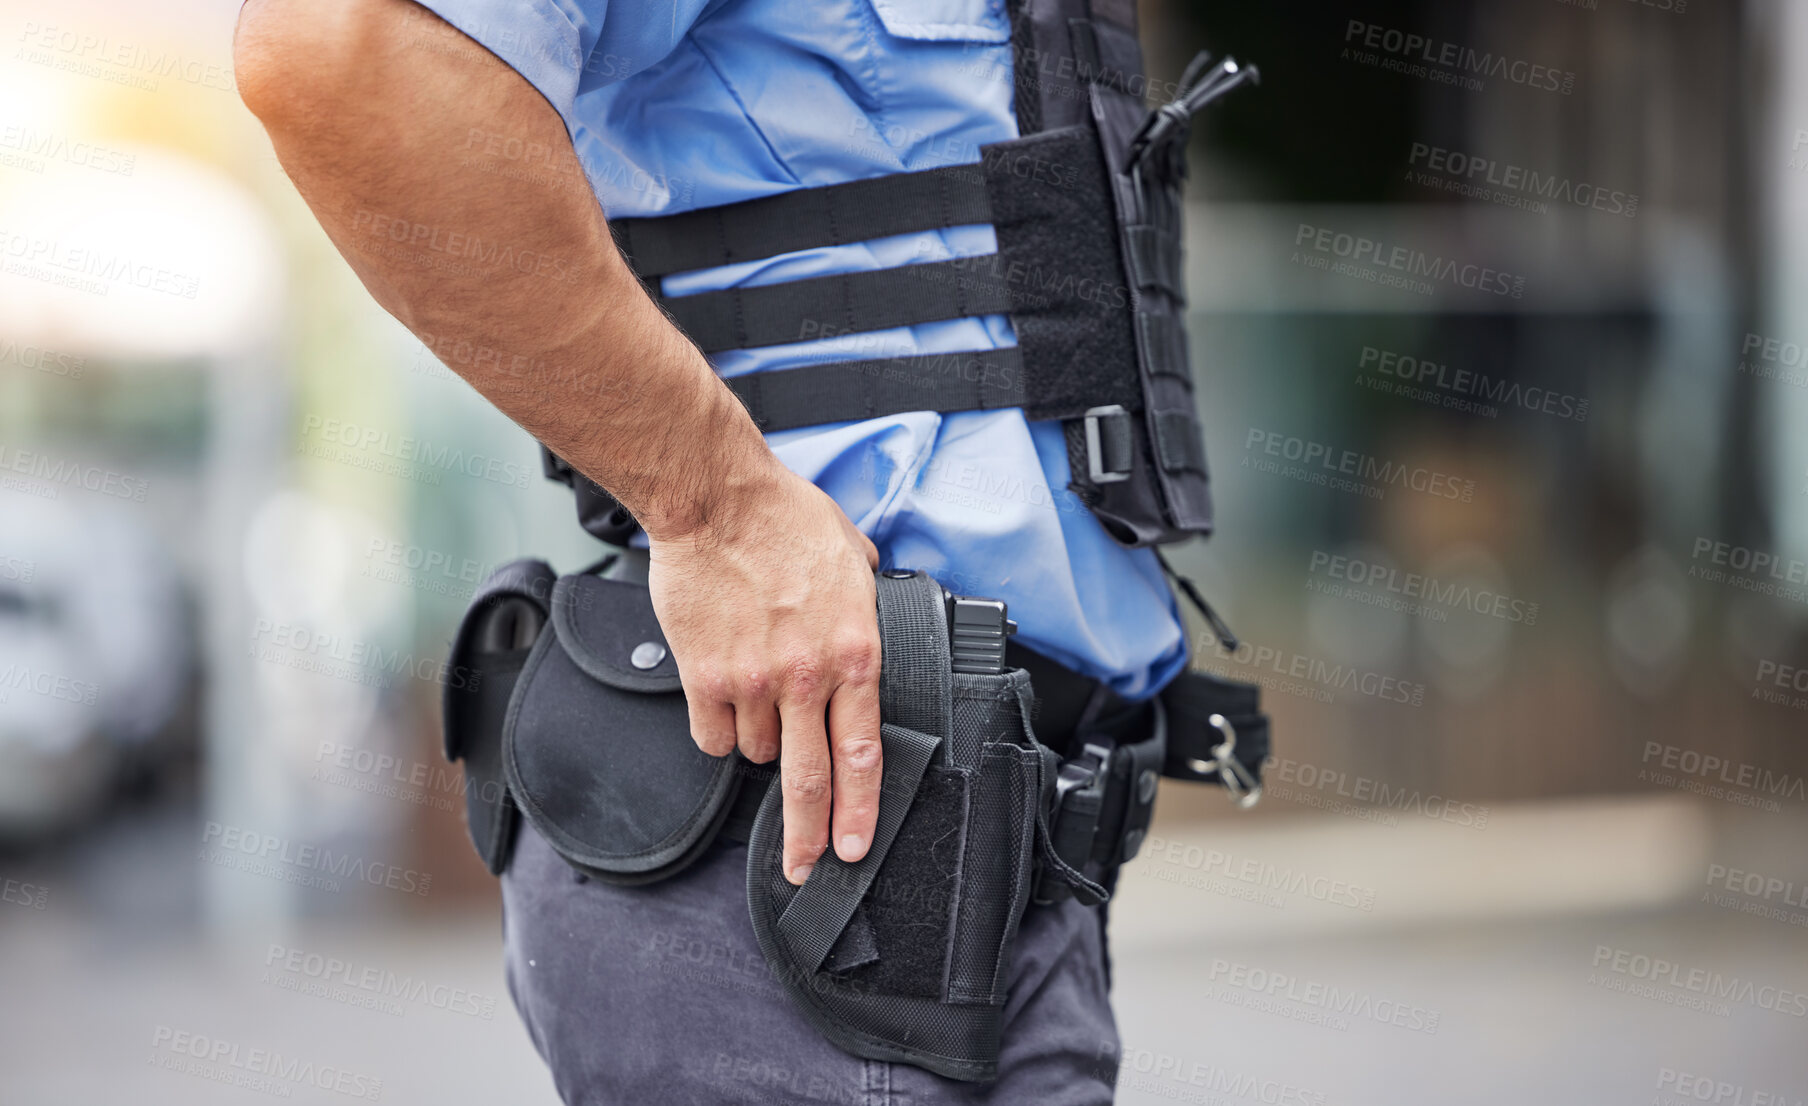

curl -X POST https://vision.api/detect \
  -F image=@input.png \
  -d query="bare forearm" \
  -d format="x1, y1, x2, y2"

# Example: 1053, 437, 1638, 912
233, 0, 778, 540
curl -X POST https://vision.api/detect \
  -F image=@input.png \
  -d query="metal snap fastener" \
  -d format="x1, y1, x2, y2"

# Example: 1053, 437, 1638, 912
1137, 768, 1158, 804
881, 569, 915, 579
1121, 828, 1145, 862
630, 641, 667, 670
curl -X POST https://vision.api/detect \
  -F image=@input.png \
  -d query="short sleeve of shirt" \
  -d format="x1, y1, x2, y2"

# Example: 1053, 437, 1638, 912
414, 0, 715, 117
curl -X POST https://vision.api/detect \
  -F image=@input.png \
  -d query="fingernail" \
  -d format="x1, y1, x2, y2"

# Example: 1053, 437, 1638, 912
839, 834, 864, 858
791, 863, 814, 884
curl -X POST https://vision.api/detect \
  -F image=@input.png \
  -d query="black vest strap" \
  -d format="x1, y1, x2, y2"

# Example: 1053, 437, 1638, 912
614, 164, 993, 278
660, 258, 1015, 353
727, 347, 1028, 432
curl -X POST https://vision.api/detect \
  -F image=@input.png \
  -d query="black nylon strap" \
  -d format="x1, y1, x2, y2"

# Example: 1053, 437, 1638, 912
1137, 312, 1191, 384
1088, 0, 1136, 32
1125, 225, 1183, 298
776, 723, 942, 975
875, 571, 953, 742
1153, 410, 1207, 474
727, 347, 1028, 432
1096, 408, 1135, 474
1160, 669, 1269, 787
613, 165, 994, 278
660, 259, 1015, 353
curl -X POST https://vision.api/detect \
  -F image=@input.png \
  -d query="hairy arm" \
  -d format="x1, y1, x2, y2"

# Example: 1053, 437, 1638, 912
234, 0, 881, 882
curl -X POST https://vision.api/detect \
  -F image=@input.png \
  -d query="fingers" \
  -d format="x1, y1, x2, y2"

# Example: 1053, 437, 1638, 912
826, 630, 882, 862
685, 694, 736, 758
681, 666, 778, 763
734, 700, 781, 764
777, 697, 832, 885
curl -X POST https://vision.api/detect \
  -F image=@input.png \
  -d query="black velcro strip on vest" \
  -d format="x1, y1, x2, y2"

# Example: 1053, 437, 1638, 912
660, 259, 1015, 354
980, 126, 1141, 420
612, 164, 994, 278
726, 347, 1028, 432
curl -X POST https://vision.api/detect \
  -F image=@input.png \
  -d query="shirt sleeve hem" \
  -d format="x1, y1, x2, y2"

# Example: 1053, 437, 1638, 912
412, 0, 582, 119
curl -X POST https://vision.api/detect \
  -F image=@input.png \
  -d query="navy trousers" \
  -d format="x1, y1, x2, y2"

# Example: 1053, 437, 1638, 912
500, 820, 1121, 1105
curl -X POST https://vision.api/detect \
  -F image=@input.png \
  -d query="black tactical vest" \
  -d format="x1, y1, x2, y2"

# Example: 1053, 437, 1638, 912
547, 0, 1257, 549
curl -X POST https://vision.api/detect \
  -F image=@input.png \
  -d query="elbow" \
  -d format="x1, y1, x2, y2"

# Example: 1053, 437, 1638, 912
234, 0, 411, 134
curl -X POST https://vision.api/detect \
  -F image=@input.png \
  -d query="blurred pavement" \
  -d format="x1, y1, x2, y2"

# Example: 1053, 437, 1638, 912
4, 794, 1801, 1105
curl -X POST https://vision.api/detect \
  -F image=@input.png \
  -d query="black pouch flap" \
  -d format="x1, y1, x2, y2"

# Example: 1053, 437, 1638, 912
502, 572, 747, 884
546, 574, 683, 693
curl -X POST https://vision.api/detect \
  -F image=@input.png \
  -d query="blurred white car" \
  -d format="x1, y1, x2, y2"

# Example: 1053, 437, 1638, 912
0, 496, 192, 840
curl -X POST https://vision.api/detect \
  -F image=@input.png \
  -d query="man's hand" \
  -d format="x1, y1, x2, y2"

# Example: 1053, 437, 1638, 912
647, 463, 882, 885
234, 0, 887, 882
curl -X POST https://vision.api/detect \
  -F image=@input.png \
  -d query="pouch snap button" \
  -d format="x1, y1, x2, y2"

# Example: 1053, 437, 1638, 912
630, 642, 667, 669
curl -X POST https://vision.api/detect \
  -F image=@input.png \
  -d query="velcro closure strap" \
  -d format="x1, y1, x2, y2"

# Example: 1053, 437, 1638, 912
776, 723, 942, 975
875, 571, 953, 743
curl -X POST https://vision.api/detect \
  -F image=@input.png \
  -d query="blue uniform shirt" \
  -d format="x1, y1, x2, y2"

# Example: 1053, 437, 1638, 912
420, 0, 1187, 697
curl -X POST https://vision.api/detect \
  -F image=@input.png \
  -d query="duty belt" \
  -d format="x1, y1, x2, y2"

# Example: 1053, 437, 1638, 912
441, 556, 1269, 1082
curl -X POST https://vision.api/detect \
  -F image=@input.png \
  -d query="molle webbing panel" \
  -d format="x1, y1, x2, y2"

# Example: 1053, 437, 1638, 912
1082, 15, 1214, 533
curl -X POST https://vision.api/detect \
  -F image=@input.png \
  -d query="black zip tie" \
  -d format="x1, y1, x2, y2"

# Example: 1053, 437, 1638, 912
1131, 56, 1261, 172
1176, 49, 1216, 98
1154, 548, 1240, 653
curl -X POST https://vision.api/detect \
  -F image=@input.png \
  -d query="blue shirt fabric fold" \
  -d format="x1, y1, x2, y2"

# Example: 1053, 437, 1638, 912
418, 0, 1187, 697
